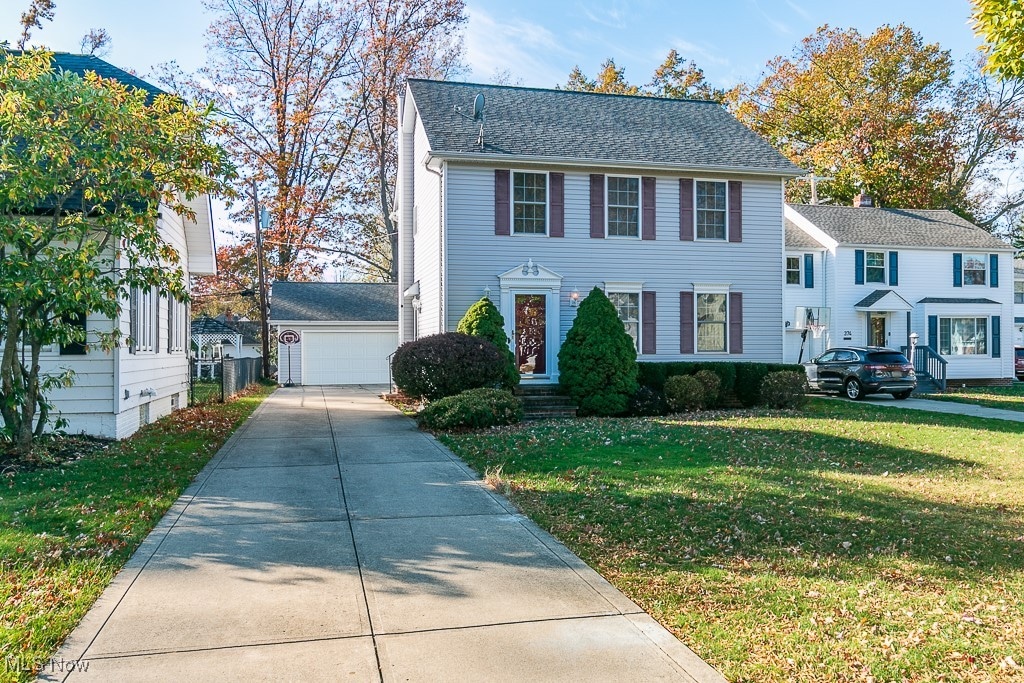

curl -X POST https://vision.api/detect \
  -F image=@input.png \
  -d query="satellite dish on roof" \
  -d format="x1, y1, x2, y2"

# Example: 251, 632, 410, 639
472, 93, 485, 120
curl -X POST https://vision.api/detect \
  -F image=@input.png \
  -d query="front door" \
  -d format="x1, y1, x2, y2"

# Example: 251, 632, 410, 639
870, 314, 887, 347
514, 294, 547, 376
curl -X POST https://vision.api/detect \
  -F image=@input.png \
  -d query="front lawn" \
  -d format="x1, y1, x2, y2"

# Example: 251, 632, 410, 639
926, 383, 1024, 413
440, 399, 1024, 682
0, 383, 273, 682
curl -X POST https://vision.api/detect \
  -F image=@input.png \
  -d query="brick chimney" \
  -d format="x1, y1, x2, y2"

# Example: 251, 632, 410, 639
853, 193, 874, 208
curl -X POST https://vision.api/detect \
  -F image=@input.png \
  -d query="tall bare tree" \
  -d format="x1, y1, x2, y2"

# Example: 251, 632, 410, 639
17, 0, 55, 49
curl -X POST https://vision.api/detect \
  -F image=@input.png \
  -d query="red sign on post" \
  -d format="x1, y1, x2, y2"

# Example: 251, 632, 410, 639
279, 329, 300, 345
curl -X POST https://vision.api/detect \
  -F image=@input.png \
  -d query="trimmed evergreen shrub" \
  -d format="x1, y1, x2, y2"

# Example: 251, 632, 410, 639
694, 369, 722, 407
759, 370, 809, 409
628, 386, 667, 417
417, 388, 523, 430
391, 333, 506, 400
734, 362, 770, 407
665, 375, 705, 412
558, 287, 638, 416
456, 297, 519, 390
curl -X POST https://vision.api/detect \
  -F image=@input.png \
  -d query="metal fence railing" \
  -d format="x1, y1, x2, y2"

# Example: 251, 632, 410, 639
222, 357, 263, 400
190, 357, 263, 404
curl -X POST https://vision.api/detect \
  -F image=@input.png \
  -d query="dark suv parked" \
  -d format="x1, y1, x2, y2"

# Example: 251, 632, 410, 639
804, 347, 916, 400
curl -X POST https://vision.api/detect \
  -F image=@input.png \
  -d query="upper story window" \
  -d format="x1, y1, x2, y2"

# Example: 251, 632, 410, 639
865, 251, 886, 283
607, 176, 640, 237
695, 181, 727, 240
963, 254, 987, 285
1015, 280, 1024, 304
786, 256, 801, 285
607, 291, 640, 350
696, 292, 727, 352
513, 172, 547, 234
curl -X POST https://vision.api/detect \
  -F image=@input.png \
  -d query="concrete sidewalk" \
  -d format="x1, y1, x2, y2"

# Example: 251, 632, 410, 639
829, 392, 1024, 423
48, 386, 723, 682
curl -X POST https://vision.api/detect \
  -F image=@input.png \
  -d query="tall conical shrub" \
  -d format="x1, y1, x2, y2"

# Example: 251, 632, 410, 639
457, 296, 519, 390
558, 287, 638, 415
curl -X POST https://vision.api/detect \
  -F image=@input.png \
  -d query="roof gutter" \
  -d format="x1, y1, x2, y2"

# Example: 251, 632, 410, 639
424, 151, 805, 178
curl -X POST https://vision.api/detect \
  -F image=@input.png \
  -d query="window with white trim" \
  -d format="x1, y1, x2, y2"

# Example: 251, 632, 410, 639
131, 286, 156, 353
939, 317, 987, 355
607, 291, 640, 351
786, 256, 801, 285
695, 181, 727, 240
865, 251, 886, 283
168, 299, 186, 352
963, 254, 987, 285
606, 176, 639, 237
1015, 280, 1024, 304
512, 172, 547, 234
696, 292, 727, 352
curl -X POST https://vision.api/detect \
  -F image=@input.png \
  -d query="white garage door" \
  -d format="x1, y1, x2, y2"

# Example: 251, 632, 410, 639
301, 330, 398, 385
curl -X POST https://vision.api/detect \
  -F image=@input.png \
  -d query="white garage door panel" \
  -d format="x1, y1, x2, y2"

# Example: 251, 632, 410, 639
302, 330, 398, 385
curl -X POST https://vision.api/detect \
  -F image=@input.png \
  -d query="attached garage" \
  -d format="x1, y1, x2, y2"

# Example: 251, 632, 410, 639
270, 282, 399, 386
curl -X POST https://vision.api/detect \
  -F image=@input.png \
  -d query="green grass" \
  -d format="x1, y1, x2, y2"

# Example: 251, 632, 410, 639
440, 399, 1024, 683
926, 382, 1024, 413
0, 383, 273, 682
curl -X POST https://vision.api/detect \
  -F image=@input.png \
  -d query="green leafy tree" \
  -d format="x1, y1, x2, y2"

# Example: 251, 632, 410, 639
456, 297, 518, 390
0, 50, 232, 452
972, 0, 1024, 78
563, 52, 722, 101
557, 287, 638, 416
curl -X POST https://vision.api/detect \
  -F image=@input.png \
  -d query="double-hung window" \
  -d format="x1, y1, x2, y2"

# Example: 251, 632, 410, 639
963, 254, 987, 285
865, 251, 886, 283
939, 317, 987, 355
512, 172, 547, 234
695, 181, 727, 239
131, 287, 156, 353
696, 292, 727, 352
786, 257, 801, 285
168, 299, 186, 353
1015, 280, 1024, 305
607, 176, 639, 237
607, 291, 640, 350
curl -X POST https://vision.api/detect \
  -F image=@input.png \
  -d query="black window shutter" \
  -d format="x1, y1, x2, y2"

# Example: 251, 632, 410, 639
549, 172, 564, 237
679, 179, 694, 241
727, 181, 742, 243
990, 254, 999, 288
679, 292, 694, 353
642, 177, 656, 240
590, 174, 605, 238
494, 170, 510, 235
729, 292, 743, 354
641, 291, 656, 354
992, 316, 1001, 357
928, 315, 938, 349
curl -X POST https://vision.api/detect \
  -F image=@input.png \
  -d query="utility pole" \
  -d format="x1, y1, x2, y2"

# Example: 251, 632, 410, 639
252, 180, 271, 379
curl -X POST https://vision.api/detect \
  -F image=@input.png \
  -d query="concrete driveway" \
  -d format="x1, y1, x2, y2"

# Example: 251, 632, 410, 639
48, 386, 723, 682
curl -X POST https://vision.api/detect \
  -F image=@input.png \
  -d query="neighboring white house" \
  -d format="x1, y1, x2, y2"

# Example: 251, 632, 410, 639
396, 80, 804, 383
270, 282, 399, 386
784, 202, 1016, 384
25, 53, 217, 439
1014, 259, 1024, 348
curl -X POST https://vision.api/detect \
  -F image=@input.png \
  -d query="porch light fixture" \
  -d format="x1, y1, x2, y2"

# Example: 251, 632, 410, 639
522, 258, 539, 276
483, 285, 491, 299
569, 286, 580, 307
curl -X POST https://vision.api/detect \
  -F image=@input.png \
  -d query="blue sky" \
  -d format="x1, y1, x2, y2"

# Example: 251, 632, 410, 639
1, 0, 985, 88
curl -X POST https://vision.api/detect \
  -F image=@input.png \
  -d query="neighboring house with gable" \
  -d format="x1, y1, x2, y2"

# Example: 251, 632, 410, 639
15, 53, 217, 439
395, 80, 803, 383
784, 201, 1016, 385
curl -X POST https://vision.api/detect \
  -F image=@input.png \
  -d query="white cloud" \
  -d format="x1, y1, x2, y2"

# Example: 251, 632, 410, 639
463, 7, 580, 87
663, 38, 730, 67
784, 0, 814, 23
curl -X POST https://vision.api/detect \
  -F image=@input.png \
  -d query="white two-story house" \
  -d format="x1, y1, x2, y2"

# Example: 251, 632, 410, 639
784, 201, 1015, 385
396, 80, 803, 383
24, 53, 218, 438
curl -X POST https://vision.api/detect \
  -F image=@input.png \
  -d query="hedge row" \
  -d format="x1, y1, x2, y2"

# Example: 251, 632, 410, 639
637, 361, 805, 407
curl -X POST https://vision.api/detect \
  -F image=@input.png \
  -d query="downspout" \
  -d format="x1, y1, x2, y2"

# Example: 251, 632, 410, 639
424, 158, 444, 332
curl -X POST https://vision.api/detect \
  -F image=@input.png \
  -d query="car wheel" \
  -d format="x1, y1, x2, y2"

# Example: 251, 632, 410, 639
844, 378, 863, 400
892, 390, 912, 400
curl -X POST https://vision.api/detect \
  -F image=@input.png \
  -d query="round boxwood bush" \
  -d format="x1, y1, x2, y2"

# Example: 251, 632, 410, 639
665, 374, 705, 412
392, 332, 506, 400
694, 369, 722, 407
759, 370, 809, 409
628, 386, 667, 417
417, 388, 523, 430
557, 287, 638, 416
456, 297, 519, 390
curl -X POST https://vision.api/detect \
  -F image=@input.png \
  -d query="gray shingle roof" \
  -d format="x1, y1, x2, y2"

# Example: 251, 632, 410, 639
48, 52, 165, 97
407, 79, 802, 175
787, 204, 1011, 250
191, 315, 240, 338
854, 290, 893, 308
785, 219, 824, 249
270, 283, 398, 323
917, 298, 1000, 305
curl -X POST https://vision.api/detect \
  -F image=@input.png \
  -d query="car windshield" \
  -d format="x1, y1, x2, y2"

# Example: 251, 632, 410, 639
866, 352, 910, 364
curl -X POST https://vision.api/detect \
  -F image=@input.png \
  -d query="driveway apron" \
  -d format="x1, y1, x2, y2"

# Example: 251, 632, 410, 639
48, 386, 723, 683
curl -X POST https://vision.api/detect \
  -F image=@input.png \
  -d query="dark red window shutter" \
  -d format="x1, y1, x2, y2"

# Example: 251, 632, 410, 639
494, 170, 510, 236
679, 178, 694, 241
679, 291, 694, 353
590, 174, 605, 238
728, 181, 742, 243
642, 176, 656, 240
729, 291, 743, 354
642, 291, 657, 354
549, 172, 564, 237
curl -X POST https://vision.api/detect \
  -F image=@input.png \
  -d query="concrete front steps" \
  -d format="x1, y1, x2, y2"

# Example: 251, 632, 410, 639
516, 384, 578, 420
